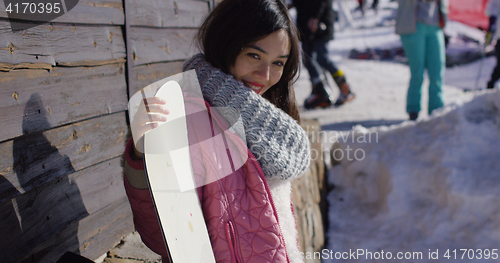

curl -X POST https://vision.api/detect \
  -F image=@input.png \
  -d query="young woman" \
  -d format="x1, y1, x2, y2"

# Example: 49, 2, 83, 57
123, 0, 311, 262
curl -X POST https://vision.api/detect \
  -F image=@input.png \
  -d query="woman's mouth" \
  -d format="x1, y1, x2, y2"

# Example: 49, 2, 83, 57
243, 80, 264, 94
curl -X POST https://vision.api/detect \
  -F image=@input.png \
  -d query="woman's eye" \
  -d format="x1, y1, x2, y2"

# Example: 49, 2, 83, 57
247, 53, 260, 60
274, 61, 285, 67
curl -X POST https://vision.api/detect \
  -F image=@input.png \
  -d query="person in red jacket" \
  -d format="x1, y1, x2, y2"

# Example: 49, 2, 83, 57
124, 0, 311, 262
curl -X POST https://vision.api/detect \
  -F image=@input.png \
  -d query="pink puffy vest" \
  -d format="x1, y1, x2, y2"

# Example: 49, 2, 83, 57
124, 96, 291, 262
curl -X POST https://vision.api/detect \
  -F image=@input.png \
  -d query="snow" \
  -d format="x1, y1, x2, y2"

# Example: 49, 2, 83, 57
325, 90, 500, 262
292, 0, 500, 261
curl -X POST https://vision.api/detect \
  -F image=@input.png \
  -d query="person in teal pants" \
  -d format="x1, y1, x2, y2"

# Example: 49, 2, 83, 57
396, 0, 448, 120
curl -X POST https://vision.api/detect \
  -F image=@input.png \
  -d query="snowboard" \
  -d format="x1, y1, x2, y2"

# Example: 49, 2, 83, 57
142, 80, 216, 263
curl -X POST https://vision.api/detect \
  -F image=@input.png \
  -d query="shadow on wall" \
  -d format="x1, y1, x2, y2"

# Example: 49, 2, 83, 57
0, 93, 88, 262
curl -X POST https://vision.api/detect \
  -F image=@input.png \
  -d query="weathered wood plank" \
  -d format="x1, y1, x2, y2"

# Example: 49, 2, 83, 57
130, 60, 184, 96
16, 200, 133, 263
0, 63, 127, 142
0, 112, 128, 202
130, 27, 198, 66
76, 160, 127, 216
0, 20, 126, 66
0, 0, 124, 25
17, 200, 132, 263
78, 198, 133, 261
0, 58, 125, 71
0, 157, 132, 263
0, 62, 53, 71
48, 199, 133, 263
128, 0, 209, 28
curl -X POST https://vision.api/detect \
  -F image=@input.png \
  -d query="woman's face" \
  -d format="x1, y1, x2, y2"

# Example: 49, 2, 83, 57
230, 29, 290, 95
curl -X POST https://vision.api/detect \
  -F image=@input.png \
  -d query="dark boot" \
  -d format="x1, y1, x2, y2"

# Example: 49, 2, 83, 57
409, 112, 419, 121
487, 80, 495, 89
332, 72, 355, 106
304, 82, 331, 109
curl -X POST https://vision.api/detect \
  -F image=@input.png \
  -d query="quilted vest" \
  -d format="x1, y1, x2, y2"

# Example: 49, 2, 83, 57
124, 95, 291, 262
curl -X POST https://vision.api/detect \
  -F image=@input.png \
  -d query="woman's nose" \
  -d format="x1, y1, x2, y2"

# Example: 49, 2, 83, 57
255, 63, 270, 81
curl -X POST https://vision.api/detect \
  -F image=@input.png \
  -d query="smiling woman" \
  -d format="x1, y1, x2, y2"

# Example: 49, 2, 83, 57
123, 0, 311, 262
196, 0, 302, 120
230, 29, 290, 95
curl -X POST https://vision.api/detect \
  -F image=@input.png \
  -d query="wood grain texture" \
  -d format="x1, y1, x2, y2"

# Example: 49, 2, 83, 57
130, 60, 184, 96
0, 63, 127, 142
0, 112, 128, 203
78, 198, 133, 261
0, 20, 126, 66
0, 62, 53, 71
127, 0, 209, 28
16, 200, 133, 263
130, 26, 198, 66
0, 157, 130, 262
0, 0, 124, 25
77, 158, 128, 215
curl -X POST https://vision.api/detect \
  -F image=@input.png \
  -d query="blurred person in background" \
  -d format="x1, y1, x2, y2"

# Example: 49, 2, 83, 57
486, 0, 500, 89
291, 0, 355, 109
396, 0, 448, 120
356, 0, 379, 14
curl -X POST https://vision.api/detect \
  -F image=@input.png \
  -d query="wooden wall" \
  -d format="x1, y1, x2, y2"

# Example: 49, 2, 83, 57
0, 0, 211, 262
126, 0, 207, 96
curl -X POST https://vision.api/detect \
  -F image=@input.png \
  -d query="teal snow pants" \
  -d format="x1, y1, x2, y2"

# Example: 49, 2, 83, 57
400, 22, 445, 114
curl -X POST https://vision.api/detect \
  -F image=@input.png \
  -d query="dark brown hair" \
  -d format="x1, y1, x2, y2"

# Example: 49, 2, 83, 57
197, 0, 301, 122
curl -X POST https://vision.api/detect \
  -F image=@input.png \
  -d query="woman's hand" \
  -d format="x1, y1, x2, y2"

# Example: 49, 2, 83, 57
130, 97, 170, 158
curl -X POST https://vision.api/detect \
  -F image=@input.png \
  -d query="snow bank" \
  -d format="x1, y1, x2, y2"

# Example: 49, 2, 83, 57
325, 89, 500, 262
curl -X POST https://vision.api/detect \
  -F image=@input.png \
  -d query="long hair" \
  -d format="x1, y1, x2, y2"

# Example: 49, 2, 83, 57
197, 0, 301, 122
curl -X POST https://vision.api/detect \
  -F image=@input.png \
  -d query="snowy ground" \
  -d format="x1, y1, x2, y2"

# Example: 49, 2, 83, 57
324, 89, 500, 263
292, 0, 500, 262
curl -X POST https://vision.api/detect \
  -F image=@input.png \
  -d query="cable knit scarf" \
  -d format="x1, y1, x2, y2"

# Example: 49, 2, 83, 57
183, 53, 310, 180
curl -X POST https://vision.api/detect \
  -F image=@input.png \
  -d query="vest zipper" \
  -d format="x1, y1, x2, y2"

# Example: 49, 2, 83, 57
225, 220, 239, 263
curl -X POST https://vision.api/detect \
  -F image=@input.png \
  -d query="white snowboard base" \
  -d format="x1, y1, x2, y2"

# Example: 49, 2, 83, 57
143, 80, 215, 263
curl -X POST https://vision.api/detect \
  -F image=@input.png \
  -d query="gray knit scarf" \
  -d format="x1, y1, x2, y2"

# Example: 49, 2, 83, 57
183, 53, 310, 180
